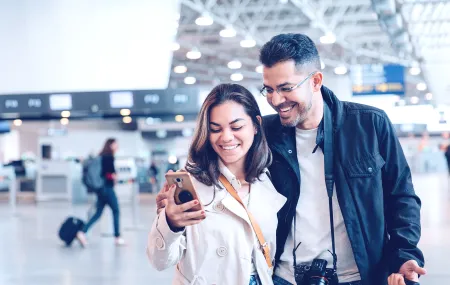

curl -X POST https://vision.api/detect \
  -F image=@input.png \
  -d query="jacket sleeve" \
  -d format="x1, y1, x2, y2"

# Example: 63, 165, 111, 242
377, 112, 424, 274
146, 209, 187, 271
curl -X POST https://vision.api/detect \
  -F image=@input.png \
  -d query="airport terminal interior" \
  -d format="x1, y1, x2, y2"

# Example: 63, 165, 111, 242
1, 0, 450, 284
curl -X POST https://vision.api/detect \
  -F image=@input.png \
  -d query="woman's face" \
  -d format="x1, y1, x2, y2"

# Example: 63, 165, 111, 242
110, 141, 118, 153
208, 101, 256, 168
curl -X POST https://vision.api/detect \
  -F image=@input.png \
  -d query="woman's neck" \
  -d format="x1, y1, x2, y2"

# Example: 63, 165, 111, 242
223, 159, 246, 184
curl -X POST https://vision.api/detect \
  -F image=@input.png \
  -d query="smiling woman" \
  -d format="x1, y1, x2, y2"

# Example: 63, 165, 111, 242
147, 83, 287, 285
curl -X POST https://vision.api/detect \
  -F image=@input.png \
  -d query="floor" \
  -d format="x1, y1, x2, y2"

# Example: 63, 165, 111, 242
0, 173, 448, 285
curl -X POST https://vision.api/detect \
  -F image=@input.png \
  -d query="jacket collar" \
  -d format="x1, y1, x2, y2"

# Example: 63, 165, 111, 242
218, 159, 242, 191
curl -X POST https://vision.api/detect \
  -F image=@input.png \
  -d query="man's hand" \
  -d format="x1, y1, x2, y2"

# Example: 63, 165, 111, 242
388, 260, 426, 285
155, 182, 169, 215
164, 183, 206, 229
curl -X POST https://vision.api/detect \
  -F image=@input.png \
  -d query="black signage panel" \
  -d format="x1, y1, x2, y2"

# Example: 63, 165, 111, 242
71, 92, 111, 114
0, 87, 200, 119
0, 95, 50, 114
134, 88, 199, 114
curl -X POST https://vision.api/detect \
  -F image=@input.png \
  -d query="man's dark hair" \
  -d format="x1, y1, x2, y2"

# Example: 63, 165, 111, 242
259, 33, 321, 71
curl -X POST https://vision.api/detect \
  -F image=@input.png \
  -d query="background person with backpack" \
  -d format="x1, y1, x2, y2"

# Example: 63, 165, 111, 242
77, 138, 126, 246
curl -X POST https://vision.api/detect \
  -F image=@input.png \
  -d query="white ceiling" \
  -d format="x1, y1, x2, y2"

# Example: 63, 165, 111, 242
170, 0, 450, 104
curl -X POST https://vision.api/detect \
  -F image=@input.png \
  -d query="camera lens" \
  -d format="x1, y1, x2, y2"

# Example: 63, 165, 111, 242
175, 178, 181, 182
178, 190, 194, 203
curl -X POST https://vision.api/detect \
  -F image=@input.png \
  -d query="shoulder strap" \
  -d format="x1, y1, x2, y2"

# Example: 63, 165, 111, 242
218, 174, 273, 269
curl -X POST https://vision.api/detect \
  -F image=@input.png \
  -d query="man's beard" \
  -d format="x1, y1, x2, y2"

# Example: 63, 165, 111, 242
280, 100, 312, 127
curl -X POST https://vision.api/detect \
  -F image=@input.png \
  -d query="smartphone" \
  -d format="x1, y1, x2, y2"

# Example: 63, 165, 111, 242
165, 171, 202, 212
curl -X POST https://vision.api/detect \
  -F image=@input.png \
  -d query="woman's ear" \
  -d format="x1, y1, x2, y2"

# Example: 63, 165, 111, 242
255, 115, 262, 134
256, 115, 262, 126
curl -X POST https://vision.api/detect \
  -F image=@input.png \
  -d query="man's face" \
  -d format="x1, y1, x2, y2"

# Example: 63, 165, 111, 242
262, 60, 314, 127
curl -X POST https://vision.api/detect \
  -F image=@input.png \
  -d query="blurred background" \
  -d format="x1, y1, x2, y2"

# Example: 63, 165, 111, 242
0, 0, 449, 284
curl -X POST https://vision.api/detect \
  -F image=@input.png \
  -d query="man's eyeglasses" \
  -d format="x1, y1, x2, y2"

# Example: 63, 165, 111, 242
260, 71, 317, 97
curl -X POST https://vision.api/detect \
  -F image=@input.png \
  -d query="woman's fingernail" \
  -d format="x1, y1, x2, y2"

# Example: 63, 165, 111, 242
201, 211, 205, 214
194, 200, 198, 205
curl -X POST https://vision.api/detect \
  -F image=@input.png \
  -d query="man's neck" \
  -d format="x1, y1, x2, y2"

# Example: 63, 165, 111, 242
296, 92, 324, 130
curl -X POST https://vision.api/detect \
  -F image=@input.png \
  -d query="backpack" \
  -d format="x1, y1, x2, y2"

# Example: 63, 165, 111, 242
82, 156, 104, 191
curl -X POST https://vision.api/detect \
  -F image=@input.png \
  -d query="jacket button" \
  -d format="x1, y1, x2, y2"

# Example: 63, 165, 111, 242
216, 246, 228, 257
213, 201, 225, 212
368, 167, 373, 173
155, 237, 165, 250
288, 150, 293, 154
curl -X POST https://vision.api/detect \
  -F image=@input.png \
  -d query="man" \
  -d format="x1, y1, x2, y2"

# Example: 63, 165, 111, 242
259, 34, 424, 285
155, 33, 425, 285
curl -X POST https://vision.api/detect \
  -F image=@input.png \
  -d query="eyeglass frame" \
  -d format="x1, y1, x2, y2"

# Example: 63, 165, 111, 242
259, 71, 317, 97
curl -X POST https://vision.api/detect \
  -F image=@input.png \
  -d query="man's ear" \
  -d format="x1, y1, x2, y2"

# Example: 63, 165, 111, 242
312, 72, 323, 92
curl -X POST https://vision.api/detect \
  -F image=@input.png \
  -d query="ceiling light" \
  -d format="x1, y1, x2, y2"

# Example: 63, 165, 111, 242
120, 109, 131, 116
195, 14, 213, 26
13, 119, 22, 127
230, 73, 244, 81
174, 65, 188, 73
61, 111, 71, 118
60, 118, 69, 125
255, 65, 263, 73
184, 76, 196, 85
168, 155, 178, 164
122, 116, 132, 124
186, 48, 201, 59
227, 60, 242, 69
172, 42, 180, 51
279, 0, 289, 3
175, 115, 184, 122
182, 128, 193, 137
410, 96, 419, 104
220, 26, 236, 38
320, 33, 336, 44
240, 37, 256, 48
425, 93, 433, 100
320, 60, 325, 70
156, 130, 167, 139
416, 82, 427, 91
334, 66, 348, 75
409, 67, 421, 76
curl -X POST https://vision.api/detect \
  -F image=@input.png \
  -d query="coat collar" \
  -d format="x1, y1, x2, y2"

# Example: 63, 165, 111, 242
214, 162, 286, 227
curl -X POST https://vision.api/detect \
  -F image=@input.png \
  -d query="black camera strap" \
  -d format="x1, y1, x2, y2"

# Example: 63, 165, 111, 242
292, 102, 338, 272
324, 102, 338, 272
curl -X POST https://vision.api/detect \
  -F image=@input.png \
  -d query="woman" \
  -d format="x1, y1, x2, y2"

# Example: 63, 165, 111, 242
77, 138, 125, 246
147, 84, 286, 284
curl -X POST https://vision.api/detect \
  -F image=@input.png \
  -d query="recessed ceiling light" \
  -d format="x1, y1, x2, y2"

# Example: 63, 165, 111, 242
230, 73, 244, 81
195, 14, 213, 26
220, 26, 236, 38
184, 76, 196, 85
416, 82, 427, 91
240, 38, 256, 48
174, 65, 188, 73
334, 66, 347, 75
228, 60, 242, 69
186, 49, 201, 59
172, 42, 180, 51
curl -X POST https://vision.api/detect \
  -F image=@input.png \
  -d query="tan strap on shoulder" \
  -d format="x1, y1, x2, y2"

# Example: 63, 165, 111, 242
219, 174, 273, 269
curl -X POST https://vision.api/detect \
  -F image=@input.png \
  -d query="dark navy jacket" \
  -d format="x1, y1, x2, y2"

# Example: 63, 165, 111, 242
263, 86, 424, 285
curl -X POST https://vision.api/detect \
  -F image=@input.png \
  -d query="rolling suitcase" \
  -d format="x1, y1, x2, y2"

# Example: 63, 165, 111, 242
58, 217, 85, 246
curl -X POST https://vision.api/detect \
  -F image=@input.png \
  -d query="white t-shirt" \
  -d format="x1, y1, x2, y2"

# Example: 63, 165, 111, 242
275, 128, 361, 283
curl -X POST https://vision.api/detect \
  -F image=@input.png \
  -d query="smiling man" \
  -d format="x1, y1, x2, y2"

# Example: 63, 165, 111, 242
260, 34, 425, 285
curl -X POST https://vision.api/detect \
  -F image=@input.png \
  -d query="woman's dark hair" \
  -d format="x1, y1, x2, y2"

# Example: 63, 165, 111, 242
259, 33, 321, 71
186, 83, 272, 186
99, 138, 116, 156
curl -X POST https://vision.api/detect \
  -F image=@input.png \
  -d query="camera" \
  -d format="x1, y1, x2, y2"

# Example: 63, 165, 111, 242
294, 259, 338, 285
178, 190, 194, 204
